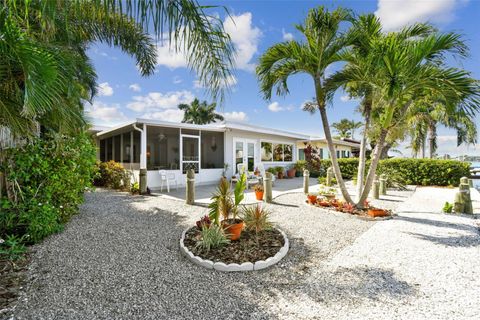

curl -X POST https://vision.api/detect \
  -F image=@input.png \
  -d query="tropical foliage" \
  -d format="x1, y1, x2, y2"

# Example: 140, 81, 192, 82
93, 161, 131, 189
178, 98, 225, 124
331, 119, 363, 139
0, 132, 97, 247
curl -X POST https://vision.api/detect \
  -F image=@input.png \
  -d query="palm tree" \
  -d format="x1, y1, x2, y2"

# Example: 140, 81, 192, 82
178, 98, 224, 124
1, 0, 234, 137
332, 119, 353, 138
353, 31, 479, 206
349, 120, 363, 140
257, 6, 355, 203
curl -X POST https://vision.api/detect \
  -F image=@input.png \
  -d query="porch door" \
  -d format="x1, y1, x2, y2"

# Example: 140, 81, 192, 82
181, 134, 200, 173
234, 139, 256, 173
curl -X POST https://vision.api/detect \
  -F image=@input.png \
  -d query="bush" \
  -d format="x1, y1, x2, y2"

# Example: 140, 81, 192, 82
93, 160, 130, 189
0, 132, 96, 249
377, 158, 470, 186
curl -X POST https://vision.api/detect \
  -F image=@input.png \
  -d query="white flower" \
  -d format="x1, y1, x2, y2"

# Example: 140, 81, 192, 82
38, 203, 42, 206
60, 205, 63, 209
0, 238, 4, 244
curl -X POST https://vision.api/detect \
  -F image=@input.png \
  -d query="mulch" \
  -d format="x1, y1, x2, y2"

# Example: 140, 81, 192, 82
183, 227, 285, 264
0, 255, 29, 316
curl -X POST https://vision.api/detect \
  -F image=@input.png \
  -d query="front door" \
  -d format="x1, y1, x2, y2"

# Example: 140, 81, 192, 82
234, 139, 257, 173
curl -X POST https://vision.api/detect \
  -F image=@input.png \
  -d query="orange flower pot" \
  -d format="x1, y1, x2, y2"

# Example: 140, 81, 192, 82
255, 191, 264, 201
223, 221, 244, 240
367, 208, 388, 217
307, 194, 317, 204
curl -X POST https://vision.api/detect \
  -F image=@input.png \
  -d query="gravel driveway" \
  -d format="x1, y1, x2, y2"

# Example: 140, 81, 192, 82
11, 187, 480, 319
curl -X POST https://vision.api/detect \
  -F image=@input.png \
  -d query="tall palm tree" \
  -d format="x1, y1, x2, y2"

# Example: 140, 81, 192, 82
257, 6, 355, 203
178, 98, 224, 124
332, 119, 353, 138
1, 0, 234, 137
349, 120, 363, 140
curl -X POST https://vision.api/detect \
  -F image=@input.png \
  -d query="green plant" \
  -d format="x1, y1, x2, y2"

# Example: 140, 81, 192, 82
318, 176, 337, 185
195, 224, 230, 252
0, 235, 27, 261
130, 182, 140, 195
319, 186, 337, 196
275, 166, 284, 174
443, 202, 453, 213
208, 173, 246, 225
233, 173, 247, 219
242, 205, 272, 235
93, 161, 130, 189
266, 167, 276, 174
0, 133, 96, 247
253, 184, 264, 192
294, 160, 307, 171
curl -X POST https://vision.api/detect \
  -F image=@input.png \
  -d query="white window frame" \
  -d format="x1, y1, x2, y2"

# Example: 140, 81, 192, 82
180, 131, 201, 174
260, 139, 295, 164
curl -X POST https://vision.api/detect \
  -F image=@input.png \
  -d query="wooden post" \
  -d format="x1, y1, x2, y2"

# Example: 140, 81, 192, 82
468, 179, 473, 188
303, 169, 309, 194
326, 167, 333, 186
186, 169, 195, 205
460, 176, 469, 185
379, 174, 387, 195
263, 172, 273, 203
371, 176, 380, 199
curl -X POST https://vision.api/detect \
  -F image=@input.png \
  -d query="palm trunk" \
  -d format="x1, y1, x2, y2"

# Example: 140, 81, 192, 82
428, 123, 436, 159
355, 102, 371, 203
318, 106, 354, 203
421, 138, 426, 159
357, 129, 388, 207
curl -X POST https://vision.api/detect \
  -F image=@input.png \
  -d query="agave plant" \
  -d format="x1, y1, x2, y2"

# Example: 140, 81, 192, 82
242, 204, 272, 235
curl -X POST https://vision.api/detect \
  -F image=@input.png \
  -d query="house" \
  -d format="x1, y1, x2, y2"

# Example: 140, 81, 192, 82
297, 137, 361, 160
94, 119, 359, 189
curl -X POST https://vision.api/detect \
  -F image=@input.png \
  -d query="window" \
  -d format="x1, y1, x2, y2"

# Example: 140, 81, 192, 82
146, 127, 179, 170
336, 150, 340, 158
261, 142, 294, 162
201, 131, 224, 169
319, 148, 324, 159
299, 149, 305, 160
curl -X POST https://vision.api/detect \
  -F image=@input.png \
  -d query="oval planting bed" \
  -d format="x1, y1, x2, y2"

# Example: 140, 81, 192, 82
180, 227, 289, 272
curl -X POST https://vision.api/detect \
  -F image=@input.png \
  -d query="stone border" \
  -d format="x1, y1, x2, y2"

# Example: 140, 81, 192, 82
179, 228, 289, 272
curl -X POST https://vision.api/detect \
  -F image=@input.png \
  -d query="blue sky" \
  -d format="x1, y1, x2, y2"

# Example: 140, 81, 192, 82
86, 0, 480, 157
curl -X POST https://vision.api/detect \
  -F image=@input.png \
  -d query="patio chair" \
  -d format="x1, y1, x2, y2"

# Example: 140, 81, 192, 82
256, 163, 275, 186
159, 170, 178, 192
233, 163, 259, 189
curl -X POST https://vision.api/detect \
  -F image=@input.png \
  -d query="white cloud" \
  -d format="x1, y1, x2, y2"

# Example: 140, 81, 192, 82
173, 76, 182, 84
155, 43, 188, 69
224, 12, 262, 72
223, 111, 248, 122
85, 101, 126, 125
375, 0, 467, 31
98, 82, 114, 96
194, 74, 237, 89
340, 95, 359, 102
267, 102, 288, 112
126, 90, 195, 112
282, 28, 294, 41
129, 83, 141, 92
141, 109, 185, 123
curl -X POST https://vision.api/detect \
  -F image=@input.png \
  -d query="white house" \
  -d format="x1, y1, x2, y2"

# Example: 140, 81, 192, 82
95, 119, 311, 189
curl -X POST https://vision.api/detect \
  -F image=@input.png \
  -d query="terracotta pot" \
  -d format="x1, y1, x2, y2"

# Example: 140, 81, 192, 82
277, 172, 284, 179
222, 220, 244, 240
255, 190, 264, 201
307, 194, 317, 204
317, 200, 330, 207
367, 208, 388, 217
287, 168, 296, 178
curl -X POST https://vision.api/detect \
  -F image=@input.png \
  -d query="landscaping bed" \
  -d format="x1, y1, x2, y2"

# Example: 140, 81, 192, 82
183, 227, 285, 264
0, 256, 29, 317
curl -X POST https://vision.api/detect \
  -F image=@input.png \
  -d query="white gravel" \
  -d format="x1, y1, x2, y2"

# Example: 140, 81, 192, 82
11, 186, 480, 319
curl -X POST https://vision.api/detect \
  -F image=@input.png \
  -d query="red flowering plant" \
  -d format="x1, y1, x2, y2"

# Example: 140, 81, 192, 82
196, 215, 212, 230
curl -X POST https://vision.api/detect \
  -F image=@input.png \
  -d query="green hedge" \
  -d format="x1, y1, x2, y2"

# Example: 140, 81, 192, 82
377, 158, 470, 186
1, 133, 96, 245
302, 158, 469, 186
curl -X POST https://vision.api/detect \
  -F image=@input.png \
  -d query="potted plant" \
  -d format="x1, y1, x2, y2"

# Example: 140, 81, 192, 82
266, 167, 276, 176
254, 184, 264, 201
253, 166, 260, 176
319, 186, 336, 200
275, 166, 284, 179
286, 164, 296, 178
208, 174, 247, 240
317, 198, 330, 207
367, 207, 389, 217
294, 160, 306, 177
307, 193, 318, 204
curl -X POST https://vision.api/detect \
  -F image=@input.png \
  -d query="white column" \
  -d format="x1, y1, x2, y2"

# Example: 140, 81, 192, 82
140, 124, 147, 169
120, 134, 124, 163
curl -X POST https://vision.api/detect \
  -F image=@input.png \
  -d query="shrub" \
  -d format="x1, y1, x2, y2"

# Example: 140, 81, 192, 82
0, 132, 96, 248
442, 202, 453, 213
242, 205, 272, 234
0, 235, 27, 261
377, 158, 470, 186
130, 182, 140, 194
93, 160, 130, 189
195, 224, 230, 252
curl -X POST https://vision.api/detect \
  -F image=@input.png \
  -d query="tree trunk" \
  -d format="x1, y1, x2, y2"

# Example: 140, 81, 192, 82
380, 142, 391, 159
421, 138, 426, 159
318, 106, 354, 204
428, 123, 436, 159
355, 102, 371, 203
357, 129, 388, 207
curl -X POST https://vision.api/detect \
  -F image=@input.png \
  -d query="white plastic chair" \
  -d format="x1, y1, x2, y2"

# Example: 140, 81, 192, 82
159, 170, 178, 192
256, 163, 275, 186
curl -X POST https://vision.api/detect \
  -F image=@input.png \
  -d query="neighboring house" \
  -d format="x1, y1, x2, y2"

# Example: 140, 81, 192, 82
297, 138, 361, 160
